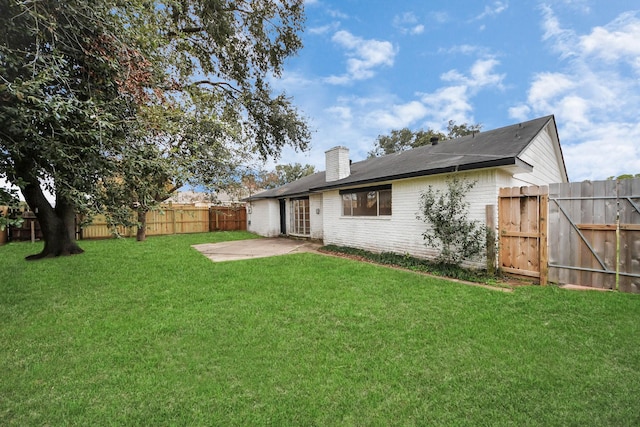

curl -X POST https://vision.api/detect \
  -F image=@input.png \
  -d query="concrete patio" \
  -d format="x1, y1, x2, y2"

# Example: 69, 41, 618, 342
192, 238, 322, 262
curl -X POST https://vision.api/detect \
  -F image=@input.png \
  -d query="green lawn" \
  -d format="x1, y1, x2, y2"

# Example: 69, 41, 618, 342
1, 232, 639, 426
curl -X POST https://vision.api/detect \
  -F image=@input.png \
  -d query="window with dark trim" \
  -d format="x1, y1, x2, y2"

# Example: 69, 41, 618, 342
340, 185, 392, 216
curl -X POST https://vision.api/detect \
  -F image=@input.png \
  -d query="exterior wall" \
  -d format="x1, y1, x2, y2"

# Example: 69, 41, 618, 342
309, 194, 323, 240
247, 199, 281, 237
513, 123, 568, 186
322, 170, 499, 267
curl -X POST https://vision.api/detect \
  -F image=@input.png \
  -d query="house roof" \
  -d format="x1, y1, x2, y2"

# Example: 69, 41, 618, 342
247, 115, 559, 200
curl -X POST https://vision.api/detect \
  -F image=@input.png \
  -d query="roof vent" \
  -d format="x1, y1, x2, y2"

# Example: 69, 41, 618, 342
430, 137, 439, 146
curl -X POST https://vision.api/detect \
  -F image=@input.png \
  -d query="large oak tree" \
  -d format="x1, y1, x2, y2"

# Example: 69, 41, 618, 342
0, 0, 310, 257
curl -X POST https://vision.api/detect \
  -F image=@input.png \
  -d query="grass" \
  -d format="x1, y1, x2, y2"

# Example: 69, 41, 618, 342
1, 232, 639, 426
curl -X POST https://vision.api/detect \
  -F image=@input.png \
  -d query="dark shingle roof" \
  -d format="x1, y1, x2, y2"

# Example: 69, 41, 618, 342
248, 170, 329, 199
247, 115, 556, 200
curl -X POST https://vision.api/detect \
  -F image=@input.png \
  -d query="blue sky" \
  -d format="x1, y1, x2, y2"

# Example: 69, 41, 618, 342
266, 0, 640, 182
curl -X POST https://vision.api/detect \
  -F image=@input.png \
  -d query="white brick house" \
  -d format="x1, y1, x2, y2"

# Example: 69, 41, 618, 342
245, 115, 568, 264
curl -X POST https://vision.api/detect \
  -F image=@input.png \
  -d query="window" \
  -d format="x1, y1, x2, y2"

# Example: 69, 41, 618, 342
341, 185, 392, 216
290, 198, 310, 235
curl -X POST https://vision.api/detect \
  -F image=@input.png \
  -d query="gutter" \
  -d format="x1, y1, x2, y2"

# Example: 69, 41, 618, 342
311, 157, 533, 192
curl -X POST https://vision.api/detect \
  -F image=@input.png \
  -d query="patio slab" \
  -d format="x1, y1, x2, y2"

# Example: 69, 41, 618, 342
192, 238, 322, 262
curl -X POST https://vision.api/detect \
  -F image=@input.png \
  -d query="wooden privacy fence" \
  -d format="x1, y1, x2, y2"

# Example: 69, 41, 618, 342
499, 179, 640, 293
80, 207, 212, 239
6, 205, 246, 242
81, 205, 247, 239
547, 180, 640, 293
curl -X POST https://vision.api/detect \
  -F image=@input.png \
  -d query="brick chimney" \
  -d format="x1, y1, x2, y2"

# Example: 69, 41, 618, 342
325, 146, 350, 182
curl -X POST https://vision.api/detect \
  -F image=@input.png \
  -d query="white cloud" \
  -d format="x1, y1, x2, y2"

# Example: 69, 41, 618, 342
393, 12, 425, 35
469, 58, 506, 88
308, 22, 341, 35
579, 12, 640, 71
474, 1, 509, 21
327, 8, 349, 19
440, 44, 492, 56
326, 30, 397, 84
563, 122, 640, 181
419, 85, 474, 128
526, 72, 576, 111
419, 57, 505, 128
410, 24, 425, 35
325, 105, 353, 123
345, 57, 507, 134
508, 104, 531, 121
511, 8, 640, 181
273, 70, 314, 90
440, 57, 505, 90
365, 101, 429, 129
539, 4, 579, 58
333, 56, 506, 135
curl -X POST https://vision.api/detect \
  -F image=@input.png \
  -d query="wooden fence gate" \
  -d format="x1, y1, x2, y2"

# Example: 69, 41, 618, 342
547, 180, 640, 293
209, 206, 247, 231
498, 186, 548, 284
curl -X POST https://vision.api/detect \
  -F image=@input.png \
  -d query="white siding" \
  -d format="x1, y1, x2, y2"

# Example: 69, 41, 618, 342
513, 123, 568, 186
309, 194, 323, 240
322, 170, 498, 267
247, 199, 280, 237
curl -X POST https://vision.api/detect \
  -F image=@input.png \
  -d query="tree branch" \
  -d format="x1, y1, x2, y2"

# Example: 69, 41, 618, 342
191, 80, 242, 99
166, 27, 204, 37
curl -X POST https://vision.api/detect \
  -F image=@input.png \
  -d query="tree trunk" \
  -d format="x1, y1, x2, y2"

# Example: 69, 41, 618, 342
136, 207, 147, 241
20, 180, 84, 260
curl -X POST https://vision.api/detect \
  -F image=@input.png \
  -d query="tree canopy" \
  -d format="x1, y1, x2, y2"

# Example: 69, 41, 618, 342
368, 120, 482, 157
0, 0, 310, 256
260, 163, 316, 189
607, 174, 640, 180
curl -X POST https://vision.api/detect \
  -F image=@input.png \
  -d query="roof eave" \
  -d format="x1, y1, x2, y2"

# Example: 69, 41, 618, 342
311, 157, 533, 191
244, 189, 323, 201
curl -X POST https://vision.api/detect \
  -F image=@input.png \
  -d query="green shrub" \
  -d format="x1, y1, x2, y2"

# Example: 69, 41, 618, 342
321, 244, 495, 283
418, 176, 487, 266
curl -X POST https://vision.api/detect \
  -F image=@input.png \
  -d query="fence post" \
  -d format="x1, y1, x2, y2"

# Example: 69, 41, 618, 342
615, 180, 620, 291
539, 194, 548, 286
485, 205, 496, 275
